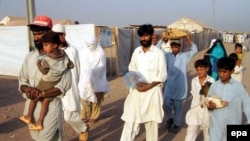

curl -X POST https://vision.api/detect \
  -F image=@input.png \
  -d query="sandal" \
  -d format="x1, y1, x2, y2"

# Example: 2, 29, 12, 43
79, 131, 88, 141
19, 116, 31, 124
29, 124, 43, 131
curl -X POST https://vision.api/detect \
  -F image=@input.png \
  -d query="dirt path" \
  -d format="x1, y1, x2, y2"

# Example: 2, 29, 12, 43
0, 43, 249, 141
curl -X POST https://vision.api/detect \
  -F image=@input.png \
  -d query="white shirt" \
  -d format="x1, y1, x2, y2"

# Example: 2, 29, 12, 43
121, 45, 167, 123
190, 75, 215, 108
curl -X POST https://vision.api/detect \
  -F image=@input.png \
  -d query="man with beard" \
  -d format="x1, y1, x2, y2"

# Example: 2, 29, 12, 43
120, 24, 167, 141
18, 15, 72, 141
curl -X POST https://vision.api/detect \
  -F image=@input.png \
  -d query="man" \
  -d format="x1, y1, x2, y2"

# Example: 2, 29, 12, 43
152, 34, 159, 46
19, 15, 72, 141
52, 24, 88, 141
163, 35, 198, 133
78, 35, 110, 125
120, 24, 167, 141
157, 31, 172, 53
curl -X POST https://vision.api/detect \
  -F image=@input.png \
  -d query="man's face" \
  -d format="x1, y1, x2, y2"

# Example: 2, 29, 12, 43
162, 36, 169, 43
139, 34, 152, 48
32, 31, 47, 50
152, 35, 158, 45
218, 68, 233, 83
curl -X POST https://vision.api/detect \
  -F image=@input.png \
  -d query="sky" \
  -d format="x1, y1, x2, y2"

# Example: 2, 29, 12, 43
0, 0, 249, 32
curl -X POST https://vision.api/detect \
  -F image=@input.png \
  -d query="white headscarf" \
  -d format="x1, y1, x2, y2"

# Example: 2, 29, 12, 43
85, 35, 98, 52
209, 39, 216, 48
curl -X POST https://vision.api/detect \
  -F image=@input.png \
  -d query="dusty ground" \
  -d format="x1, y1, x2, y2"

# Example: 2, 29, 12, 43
0, 43, 249, 141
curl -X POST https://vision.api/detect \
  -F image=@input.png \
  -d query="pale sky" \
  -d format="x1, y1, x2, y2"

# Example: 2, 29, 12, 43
0, 0, 249, 32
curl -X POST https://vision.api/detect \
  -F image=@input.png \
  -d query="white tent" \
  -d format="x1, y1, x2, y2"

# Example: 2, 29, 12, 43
168, 17, 212, 33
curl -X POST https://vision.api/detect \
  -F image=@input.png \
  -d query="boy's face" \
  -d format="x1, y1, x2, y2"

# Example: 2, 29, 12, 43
43, 42, 57, 54
235, 47, 242, 54
196, 67, 208, 78
171, 45, 181, 55
218, 68, 234, 83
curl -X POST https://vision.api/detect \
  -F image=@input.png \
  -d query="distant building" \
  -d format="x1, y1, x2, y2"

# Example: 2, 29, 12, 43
0, 16, 73, 26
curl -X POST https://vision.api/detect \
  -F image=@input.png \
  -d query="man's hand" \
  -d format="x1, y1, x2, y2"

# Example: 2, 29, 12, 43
136, 82, 151, 92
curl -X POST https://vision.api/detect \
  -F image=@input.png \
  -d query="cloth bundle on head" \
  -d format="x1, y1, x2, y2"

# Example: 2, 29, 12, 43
85, 36, 98, 52
166, 28, 187, 39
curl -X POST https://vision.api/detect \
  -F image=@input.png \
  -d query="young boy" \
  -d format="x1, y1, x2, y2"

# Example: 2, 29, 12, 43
163, 35, 198, 133
207, 57, 250, 141
185, 59, 215, 141
228, 53, 244, 82
20, 32, 74, 131
234, 43, 243, 65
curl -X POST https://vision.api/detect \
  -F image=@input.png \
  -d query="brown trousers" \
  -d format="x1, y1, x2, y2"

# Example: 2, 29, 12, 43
80, 92, 104, 120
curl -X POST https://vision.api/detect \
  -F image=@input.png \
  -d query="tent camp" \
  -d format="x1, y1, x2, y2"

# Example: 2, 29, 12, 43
0, 16, 73, 26
168, 17, 212, 33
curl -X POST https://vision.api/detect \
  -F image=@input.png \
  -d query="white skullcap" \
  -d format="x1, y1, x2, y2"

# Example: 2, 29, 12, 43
52, 24, 65, 33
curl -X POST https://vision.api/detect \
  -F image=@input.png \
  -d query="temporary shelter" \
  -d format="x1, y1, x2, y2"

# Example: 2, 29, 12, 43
168, 17, 212, 33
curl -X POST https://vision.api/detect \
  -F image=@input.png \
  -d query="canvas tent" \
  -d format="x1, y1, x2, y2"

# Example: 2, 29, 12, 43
0, 16, 72, 26
168, 17, 212, 33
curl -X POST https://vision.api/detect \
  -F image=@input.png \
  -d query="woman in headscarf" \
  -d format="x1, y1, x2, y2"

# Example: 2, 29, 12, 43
204, 39, 227, 80
78, 36, 110, 125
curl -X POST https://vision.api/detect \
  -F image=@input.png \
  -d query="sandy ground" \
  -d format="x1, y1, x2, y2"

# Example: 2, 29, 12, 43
0, 43, 249, 141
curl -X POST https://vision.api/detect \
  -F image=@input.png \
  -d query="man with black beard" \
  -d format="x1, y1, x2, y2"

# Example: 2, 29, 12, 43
120, 24, 167, 141
18, 15, 72, 141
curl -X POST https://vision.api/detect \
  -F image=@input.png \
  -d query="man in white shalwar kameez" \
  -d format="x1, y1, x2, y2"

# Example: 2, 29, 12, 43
19, 15, 71, 141
52, 24, 88, 141
78, 36, 110, 124
120, 24, 167, 141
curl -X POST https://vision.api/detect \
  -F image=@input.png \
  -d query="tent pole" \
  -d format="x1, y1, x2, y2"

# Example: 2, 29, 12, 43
26, 0, 36, 51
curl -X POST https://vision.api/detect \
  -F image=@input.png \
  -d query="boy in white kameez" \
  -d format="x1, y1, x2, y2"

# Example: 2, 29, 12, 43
185, 59, 215, 141
120, 24, 167, 141
207, 57, 250, 141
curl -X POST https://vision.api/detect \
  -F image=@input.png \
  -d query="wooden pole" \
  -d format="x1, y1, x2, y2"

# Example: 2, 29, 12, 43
26, 0, 36, 51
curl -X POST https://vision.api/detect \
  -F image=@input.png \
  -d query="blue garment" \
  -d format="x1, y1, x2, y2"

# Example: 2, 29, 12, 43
209, 44, 225, 80
208, 79, 250, 141
163, 43, 198, 100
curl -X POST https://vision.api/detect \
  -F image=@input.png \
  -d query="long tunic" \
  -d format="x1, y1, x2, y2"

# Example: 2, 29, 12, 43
19, 49, 72, 141
61, 45, 81, 112
164, 44, 198, 100
208, 79, 250, 141
121, 45, 167, 123
78, 44, 110, 103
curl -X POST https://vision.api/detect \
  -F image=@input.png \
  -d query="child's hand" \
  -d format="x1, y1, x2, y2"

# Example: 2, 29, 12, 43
37, 60, 42, 67
208, 101, 216, 110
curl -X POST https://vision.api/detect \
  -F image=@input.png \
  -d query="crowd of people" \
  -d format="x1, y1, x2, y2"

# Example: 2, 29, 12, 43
18, 15, 250, 141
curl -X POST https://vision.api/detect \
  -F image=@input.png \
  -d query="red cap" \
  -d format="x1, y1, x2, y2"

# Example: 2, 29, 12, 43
28, 15, 52, 29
